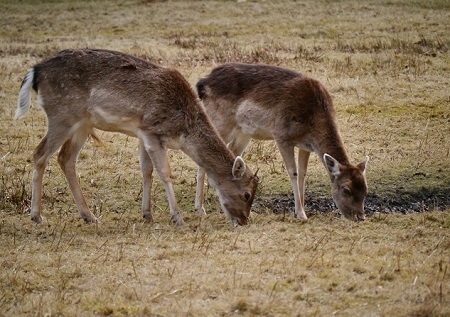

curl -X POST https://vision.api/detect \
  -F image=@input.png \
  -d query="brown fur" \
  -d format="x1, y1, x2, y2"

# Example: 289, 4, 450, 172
16, 49, 258, 225
195, 63, 368, 221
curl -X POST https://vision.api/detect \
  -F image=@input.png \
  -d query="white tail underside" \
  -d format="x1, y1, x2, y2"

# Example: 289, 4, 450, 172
15, 68, 34, 120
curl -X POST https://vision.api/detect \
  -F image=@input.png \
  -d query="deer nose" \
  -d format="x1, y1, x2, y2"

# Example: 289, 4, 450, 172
236, 216, 248, 226
356, 213, 366, 222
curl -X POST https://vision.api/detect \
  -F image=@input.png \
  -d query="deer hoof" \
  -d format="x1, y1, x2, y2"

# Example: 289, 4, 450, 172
143, 213, 154, 223
195, 206, 207, 215
171, 214, 185, 227
294, 212, 308, 220
31, 214, 43, 224
82, 214, 98, 223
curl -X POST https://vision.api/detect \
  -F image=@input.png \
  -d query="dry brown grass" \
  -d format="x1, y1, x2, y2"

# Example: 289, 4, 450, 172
1, 211, 449, 316
1, 0, 449, 316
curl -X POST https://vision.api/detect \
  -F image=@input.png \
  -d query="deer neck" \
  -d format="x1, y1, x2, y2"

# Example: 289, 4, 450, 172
312, 125, 350, 167
183, 116, 235, 184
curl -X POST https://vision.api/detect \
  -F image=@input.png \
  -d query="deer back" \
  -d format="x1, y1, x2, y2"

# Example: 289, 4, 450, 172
197, 63, 347, 161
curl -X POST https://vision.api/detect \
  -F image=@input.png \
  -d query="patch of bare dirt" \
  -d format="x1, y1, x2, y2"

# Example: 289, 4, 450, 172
255, 187, 450, 216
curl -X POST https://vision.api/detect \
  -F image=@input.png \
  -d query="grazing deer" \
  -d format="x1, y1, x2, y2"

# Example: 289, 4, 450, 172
15, 49, 258, 226
195, 63, 368, 221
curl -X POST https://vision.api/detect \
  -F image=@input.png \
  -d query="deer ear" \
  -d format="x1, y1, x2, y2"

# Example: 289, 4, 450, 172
324, 154, 341, 176
232, 156, 246, 179
357, 156, 369, 174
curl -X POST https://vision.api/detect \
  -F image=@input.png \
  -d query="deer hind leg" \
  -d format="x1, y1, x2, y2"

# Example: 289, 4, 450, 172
276, 141, 307, 219
30, 125, 73, 223
140, 134, 184, 226
138, 139, 154, 222
297, 149, 310, 219
57, 126, 97, 223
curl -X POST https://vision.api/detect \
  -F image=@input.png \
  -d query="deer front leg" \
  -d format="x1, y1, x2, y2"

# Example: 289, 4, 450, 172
58, 129, 97, 223
139, 134, 184, 226
194, 168, 206, 215
138, 139, 154, 222
276, 141, 307, 219
297, 149, 310, 219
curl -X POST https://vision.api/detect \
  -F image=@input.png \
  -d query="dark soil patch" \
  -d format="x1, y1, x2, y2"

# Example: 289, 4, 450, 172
255, 187, 450, 216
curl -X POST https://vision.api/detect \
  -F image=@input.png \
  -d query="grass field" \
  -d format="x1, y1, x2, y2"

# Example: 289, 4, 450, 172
0, 0, 449, 316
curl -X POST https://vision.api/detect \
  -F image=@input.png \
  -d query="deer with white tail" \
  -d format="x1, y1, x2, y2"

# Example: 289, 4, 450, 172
195, 63, 368, 221
15, 49, 258, 226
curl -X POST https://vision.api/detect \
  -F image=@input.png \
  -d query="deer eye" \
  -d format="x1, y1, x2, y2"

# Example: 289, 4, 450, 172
343, 187, 351, 196
244, 192, 251, 201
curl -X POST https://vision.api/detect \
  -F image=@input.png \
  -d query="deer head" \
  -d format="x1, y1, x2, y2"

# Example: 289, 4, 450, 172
324, 154, 369, 221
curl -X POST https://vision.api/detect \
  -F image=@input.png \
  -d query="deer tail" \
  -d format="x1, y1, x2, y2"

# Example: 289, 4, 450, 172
15, 68, 35, 120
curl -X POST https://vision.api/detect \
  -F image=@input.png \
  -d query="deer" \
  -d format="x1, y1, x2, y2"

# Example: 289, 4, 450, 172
194, 63, 369, 222
15, 49, 258, 226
